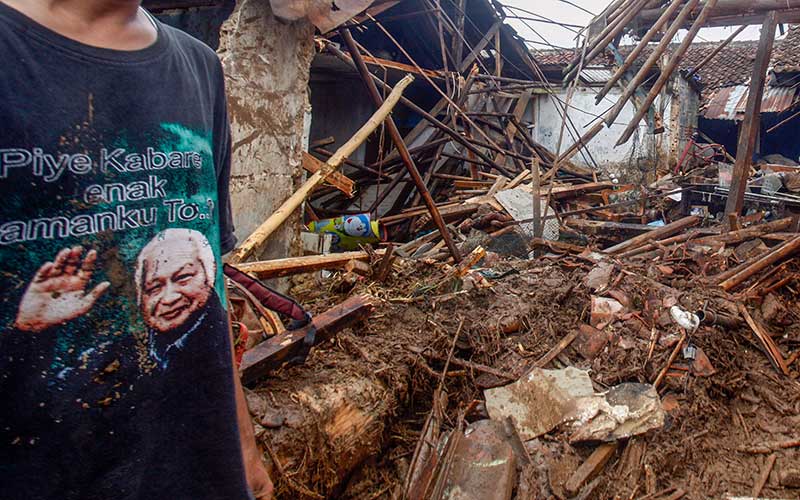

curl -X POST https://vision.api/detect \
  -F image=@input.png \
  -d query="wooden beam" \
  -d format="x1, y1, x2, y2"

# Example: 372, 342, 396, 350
240, 295, 375, 384
603, 215, 701, 254
725, 11, 778, 216
236, 250, 385, 279
719, 234, 800, 290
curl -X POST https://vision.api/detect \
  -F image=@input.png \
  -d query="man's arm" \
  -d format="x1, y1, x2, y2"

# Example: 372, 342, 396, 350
229, 315, 274, 500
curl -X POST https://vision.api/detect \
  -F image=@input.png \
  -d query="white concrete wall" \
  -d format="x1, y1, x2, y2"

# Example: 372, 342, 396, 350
531, 86, 694, 182
218, 0, 315, 260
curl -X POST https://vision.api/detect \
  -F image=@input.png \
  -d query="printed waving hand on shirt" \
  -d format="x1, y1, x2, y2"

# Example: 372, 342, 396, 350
14, 246, 110, 332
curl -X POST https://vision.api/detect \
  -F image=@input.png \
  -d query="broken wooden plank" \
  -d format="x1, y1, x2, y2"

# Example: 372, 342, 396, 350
240, 295, 375, 384
564, 442, 619, 496
752, 453, 777, 498
302, 152, 355, 197
719, 235, 800, 291
532, 330, 580, 369
738, 304, 789, 376
236, 250, 385, 279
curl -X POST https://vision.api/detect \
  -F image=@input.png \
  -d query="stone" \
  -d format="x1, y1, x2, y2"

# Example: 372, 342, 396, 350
584, 261, 614, 292
779, 468, 800, 488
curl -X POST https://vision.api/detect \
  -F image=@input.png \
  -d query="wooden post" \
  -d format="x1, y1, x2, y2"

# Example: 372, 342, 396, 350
226, 75, 414, 264
725, 11, 778, 216
339, 28, 462, 263
532, 158, 542, 239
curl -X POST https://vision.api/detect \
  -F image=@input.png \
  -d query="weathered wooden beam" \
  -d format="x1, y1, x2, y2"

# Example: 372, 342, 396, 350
603, 215, 701, 254
236, 250, 385, 279
240, 295, 375, 384
636, 0, 800, 24
725, 11, 778, 215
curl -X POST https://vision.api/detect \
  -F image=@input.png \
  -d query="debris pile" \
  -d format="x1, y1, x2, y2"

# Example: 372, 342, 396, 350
228, 206, 800, 498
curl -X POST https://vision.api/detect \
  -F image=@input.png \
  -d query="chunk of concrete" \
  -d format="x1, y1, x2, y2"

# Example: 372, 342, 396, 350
443, 419, 517, 500
485, 367, 594, 441
568, 383, 665, 443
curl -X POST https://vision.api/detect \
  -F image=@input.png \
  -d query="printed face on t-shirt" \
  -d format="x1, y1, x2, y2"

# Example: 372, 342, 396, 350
139, 242, 212, 333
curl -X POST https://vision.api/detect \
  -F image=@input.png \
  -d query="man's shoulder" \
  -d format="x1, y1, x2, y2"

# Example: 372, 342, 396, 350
158, 20, 222, 73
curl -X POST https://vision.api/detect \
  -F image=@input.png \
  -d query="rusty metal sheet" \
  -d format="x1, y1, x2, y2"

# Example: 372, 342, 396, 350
703, 85, 798, 120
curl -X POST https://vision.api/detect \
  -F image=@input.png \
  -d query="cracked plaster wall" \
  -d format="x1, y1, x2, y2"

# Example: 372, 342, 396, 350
218, 0, 315, 260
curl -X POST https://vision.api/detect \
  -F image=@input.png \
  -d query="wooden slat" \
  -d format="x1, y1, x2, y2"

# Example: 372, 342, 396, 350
240, 295, 375, 384
302, 152, 355, 197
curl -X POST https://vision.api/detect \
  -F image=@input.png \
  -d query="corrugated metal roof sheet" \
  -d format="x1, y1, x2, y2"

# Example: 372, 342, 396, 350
579, 68, 615, 84
703, 85, 798, 120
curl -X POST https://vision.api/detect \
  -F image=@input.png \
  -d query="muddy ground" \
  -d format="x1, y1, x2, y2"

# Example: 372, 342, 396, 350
248, 250, 800, 499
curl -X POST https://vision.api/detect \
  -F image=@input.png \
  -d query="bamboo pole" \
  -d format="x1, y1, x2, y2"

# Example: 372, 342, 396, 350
615, 0, 720, 146
227, 75, 415, 264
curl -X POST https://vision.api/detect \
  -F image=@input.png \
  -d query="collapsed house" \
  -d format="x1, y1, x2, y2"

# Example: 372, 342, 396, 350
146, 0, 800, 499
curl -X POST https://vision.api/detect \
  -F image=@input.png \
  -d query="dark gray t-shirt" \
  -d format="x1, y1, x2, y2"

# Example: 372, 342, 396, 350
0, 4, 248, 499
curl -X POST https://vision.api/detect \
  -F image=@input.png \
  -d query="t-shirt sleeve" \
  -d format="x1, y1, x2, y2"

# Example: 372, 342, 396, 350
213, 62, 237, 255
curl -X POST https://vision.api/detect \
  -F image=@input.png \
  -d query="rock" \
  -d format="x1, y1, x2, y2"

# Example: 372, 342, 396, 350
734, 238, 767, 261
443, 419, 517, 500
690, 346, 716, 377
762, 293, 791, 325
779, 468, 800, 488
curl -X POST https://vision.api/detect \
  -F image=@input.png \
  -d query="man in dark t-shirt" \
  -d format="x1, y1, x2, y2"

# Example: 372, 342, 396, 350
0, 1, 273, 498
